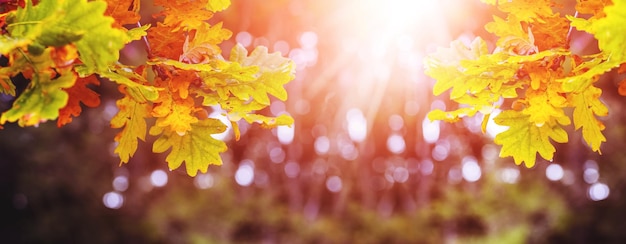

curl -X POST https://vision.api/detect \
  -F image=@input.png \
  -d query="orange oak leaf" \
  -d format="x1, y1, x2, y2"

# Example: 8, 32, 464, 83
50, 45, 79, 73
104, 0, 140, 29
151, 78, 201, 136
168, 69, 198, 99
57, 75, 101, 127
153, 0, 214, 31
147, 23, 185, 60
531, 13, 570, 50
576, 0, 612, 18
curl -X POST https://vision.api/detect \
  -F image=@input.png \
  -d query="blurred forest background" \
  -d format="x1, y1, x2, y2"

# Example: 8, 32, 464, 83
2, 0, 626, 243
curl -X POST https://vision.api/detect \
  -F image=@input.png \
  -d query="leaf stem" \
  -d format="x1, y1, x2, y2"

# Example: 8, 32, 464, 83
16, 48, 38, 74
7, 21, 42, 27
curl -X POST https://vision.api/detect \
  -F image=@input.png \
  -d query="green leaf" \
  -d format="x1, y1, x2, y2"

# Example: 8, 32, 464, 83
0, 35, 30, 55
10, 0, 128, 73
127, 24, 151, 42
88, 65, 160, 102
0, 72, 76, 126
151, 119, 228, 177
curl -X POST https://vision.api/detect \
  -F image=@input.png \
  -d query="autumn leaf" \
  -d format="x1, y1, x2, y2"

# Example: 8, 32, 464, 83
0, 71, 76, 127
576, 0, 612, 18
9, 0, 128, 74
151, 119, 227, 176
153, 0, 214, 31
57, 75, 101, 127
111, 87, 151, 164
425, 37, 489, 98
495, 0, 554, 22
226, 44, 295, 104
151, 87, 200, 136
493, 110, 568, 167
0, 68, 17, 96
531, 13, 570, 50
147, 23, 185, 60
569, 85, 607, 152
206, 0, 231, 12
93, 65, 161, 102
485, 15, 538, 55
180, 22, 232, 64
104, 0, 140, 29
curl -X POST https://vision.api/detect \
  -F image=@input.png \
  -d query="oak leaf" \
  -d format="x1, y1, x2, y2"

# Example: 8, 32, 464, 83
151, 119, 227, 176
57, 75, 100, 127
494, 110, 568, 167
110, 87, 151, 164
569, 85, 607, 152
104, 0, 140, 29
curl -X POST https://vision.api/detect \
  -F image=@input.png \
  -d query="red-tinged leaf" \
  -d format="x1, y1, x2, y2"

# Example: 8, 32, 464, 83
57, 75, 100, 127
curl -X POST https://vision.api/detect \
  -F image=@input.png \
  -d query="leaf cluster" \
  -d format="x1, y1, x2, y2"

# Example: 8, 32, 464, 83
0, 0, 295, 176
426, 0, 626, 167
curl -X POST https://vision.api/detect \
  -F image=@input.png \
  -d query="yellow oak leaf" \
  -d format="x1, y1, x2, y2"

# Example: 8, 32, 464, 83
228, 44, 295, 104
425, 37, 489, 98
180, 22, 232, 64
496, 0, 554, 22
521, 92, 570, 127
110, 87, 151, 164
206, 0, 231, 12
494, 110, 568, 168
151, 119, 227, 176
569, 85, 607, 152
485, 15, 538, 55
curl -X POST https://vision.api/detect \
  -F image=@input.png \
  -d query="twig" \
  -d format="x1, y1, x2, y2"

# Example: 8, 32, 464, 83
137, 21, 152, 57
566, 11, 579, 43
